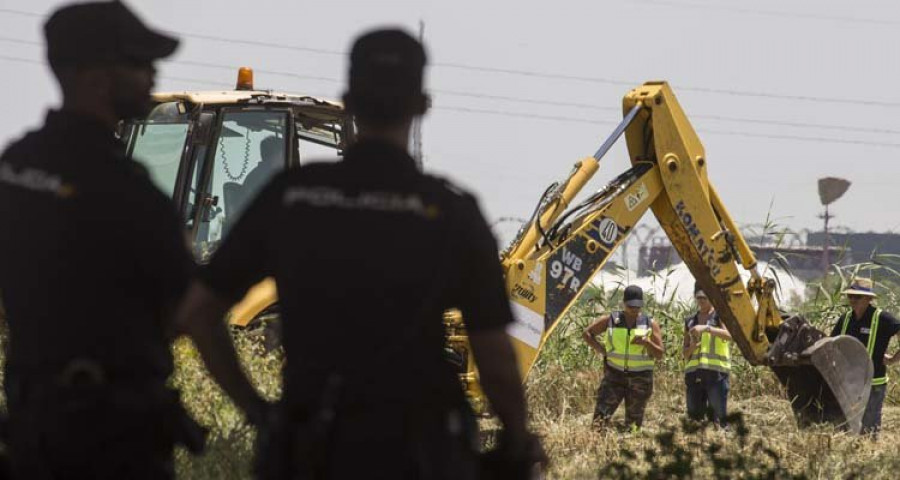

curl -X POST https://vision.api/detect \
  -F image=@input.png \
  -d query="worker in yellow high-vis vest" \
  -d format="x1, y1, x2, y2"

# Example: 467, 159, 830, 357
682, 283, 731, 425
583, 285, 664, 430
831, 277, 900, 436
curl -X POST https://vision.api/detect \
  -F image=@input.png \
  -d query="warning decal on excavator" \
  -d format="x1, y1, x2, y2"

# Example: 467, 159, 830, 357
625, 182, 650, 211
508, 301, 544, 347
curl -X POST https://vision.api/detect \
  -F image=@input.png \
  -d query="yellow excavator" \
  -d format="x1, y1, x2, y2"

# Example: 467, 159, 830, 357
125, 71, 870, 432
448, 81, 873, 433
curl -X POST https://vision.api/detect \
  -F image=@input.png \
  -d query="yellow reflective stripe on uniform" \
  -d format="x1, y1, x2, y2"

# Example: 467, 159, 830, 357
840, 311, 851, 336
870, 310, 886, 385
687, 351, 730, 363
606, 352, 652, 360
605, 314, 655, 373
608, 364, 654, 372
685, 326, 731, 373
684, 363, 730, 374
867, 309, 881, 356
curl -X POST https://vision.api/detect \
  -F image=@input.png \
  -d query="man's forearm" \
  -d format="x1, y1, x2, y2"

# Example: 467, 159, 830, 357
174, 282, 266, 423
709, 326, 732, 341
583, 333, 606, 355
645, 339, 664, 359
683, 342, 698, 361
469, 329, 528, 439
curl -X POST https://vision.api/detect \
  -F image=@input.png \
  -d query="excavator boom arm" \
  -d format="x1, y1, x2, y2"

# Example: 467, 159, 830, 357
502, 82, 776, 371
464, 81, 872, 432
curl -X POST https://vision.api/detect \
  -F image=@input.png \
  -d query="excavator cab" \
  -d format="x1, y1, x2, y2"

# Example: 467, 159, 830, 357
121, 68, 354, 327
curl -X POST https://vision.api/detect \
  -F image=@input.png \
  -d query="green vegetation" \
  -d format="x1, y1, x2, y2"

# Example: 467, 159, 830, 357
4, 262, 900, 478
171, 327, 282, 479
528, 260, 900, 479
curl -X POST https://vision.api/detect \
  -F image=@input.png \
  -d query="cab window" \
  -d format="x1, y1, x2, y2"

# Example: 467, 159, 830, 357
123, 102, 190, 196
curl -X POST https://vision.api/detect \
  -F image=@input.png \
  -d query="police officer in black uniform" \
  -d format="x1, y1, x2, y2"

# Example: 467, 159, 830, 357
175, 28, 544, 479
0, 2, 265, 478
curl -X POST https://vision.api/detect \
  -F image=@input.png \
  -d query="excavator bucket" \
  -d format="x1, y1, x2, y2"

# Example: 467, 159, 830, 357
768, 317, 872, 434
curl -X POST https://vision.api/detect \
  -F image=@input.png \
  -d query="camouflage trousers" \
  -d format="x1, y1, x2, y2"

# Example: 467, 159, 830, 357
592, 366, 654, 428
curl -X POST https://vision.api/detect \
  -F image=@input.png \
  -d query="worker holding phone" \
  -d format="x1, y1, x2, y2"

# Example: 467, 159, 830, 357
583, 285, 664, 430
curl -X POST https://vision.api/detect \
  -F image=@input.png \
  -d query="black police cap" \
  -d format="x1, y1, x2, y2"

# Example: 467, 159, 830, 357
624, 285, 644, 308
348, 28, 427, 98
45, 1, 178, 68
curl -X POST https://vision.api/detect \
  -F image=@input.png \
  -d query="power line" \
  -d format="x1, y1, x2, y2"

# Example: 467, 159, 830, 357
0, 54, 236, 89
0, 36, 38, 47
2, 8, 899, 108
437, 63, 900, 108
436, 104, 900, 149
0, 7, 39, 18
694, 114, 900, 136
435, 105, 619, 126
3, 37, 899, 136
674, 85, 900, 108
0, 36, 342, 84
433, 88, 618, 112
4, 54, 900, 149
172, 59, 340, 84
167, 31, 343, 57
632, 0, 900, 27
0, 54, 41, 65
698, 128, 900, 149
0, 6, 346, 55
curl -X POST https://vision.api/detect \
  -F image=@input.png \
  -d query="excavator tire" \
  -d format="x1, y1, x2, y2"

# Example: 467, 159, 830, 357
768, 316, 872, 434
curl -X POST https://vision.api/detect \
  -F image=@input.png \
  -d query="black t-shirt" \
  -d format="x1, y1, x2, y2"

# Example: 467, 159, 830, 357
201, 139, 513, 408
0, 111, 192, 382
830, 305, 900, 380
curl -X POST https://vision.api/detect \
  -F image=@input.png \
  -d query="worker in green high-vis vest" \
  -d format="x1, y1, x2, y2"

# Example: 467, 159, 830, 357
583, 285, 664, 430
830, 277, 900, 436
683, 283, 732, 426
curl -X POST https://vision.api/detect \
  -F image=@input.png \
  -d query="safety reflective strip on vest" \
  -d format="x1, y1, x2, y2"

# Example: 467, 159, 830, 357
841, 308, 887, 385
685, 317, 731, 374
605, 313, 655, 373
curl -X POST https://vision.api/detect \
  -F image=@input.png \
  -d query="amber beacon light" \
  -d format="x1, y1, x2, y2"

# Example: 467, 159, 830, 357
236, 67, 254, 90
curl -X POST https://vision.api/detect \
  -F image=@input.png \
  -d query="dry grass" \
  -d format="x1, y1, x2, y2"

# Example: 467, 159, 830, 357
171, 331, 283, 479
168, 272, 900, 479
527, 365, 900, 479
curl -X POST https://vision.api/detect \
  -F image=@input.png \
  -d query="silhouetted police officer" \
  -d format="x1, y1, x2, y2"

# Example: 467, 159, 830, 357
175, 28, 544, 479
0, 2, 265, 478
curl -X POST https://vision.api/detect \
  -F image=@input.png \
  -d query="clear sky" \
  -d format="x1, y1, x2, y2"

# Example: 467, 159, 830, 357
2, 0, 898, 247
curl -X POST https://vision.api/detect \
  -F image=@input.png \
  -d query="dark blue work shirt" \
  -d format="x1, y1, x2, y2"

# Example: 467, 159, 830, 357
830, 304, 900, 381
